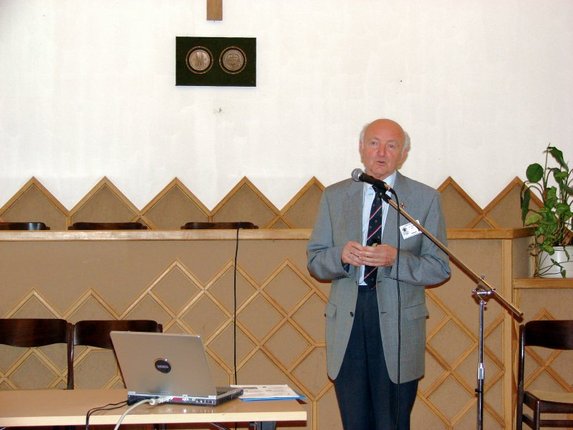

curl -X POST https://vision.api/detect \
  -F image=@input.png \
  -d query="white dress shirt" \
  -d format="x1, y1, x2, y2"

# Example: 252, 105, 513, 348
358, 171, 397, 284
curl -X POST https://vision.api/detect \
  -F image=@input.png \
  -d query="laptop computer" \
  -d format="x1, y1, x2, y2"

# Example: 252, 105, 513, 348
110, 331, 243, 406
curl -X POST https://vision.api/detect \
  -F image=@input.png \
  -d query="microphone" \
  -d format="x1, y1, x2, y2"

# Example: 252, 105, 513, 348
351, 168, 393, 192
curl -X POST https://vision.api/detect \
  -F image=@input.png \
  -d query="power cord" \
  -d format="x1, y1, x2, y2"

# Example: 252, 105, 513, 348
148, 396, 171, 406
380, 187, 403, 430
391, 188, 402, 430
111, 397, 172, 429
85, 400, 128, 429
86, 397, 233, 430
232, 226, 244, 430
233, 227, 240, 386
86, 397, 168, 430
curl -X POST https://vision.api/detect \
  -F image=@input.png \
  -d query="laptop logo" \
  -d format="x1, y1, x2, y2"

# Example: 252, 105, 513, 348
154, 358, 172, 374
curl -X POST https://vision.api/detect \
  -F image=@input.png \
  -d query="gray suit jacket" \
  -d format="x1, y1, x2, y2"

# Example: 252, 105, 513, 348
307, 172, 451, 383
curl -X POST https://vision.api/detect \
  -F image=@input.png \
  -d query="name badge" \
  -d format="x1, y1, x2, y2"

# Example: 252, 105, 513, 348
400, 222, 422, 239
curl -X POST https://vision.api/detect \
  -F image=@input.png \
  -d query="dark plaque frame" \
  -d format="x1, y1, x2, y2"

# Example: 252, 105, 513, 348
176, 37, 256, 87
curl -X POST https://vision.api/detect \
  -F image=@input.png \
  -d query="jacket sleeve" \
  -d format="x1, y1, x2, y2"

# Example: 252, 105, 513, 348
386, 192, 451, 286
307, 190, 353, 282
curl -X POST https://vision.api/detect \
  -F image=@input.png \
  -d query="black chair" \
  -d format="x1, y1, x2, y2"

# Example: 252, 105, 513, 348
0, 221, 50, 230
0, 318, 72, 388
67, 319, 162, 389
68, 222, 147, 230
181, 221, 258, 229
516, 320, 573, 429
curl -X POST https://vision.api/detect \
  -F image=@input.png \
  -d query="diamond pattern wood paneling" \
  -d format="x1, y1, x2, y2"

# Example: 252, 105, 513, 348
141, 178, 210, 229
0, 175, 557, 430
0, 175, 527, 231
69, 178, 142, 226
0, 178, 68, 230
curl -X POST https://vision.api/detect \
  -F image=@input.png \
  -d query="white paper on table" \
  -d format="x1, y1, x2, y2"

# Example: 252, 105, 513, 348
232, 384, 303, 401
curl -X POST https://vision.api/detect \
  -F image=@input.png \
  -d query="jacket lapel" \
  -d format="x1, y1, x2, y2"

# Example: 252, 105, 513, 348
383, 172, 405, 247
344, 181, 364, 244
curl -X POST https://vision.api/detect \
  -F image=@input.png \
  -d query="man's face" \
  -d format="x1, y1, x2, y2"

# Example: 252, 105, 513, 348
359, 119, 406, 180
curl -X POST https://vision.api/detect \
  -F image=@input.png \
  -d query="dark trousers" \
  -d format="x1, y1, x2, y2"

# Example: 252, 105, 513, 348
334, 287, 418, 430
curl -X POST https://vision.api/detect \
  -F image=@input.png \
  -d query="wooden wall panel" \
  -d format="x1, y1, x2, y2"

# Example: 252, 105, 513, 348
0, 175, 525, 231
1, 175, 559, 430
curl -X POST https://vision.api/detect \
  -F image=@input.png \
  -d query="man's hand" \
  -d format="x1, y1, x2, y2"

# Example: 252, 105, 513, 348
342, 241, 397, 267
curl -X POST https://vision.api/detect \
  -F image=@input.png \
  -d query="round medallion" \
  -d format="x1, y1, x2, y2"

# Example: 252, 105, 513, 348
219, 46, 247, 74
186, 47, 213, 74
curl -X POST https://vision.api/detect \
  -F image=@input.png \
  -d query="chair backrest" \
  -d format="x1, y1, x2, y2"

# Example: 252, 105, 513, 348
68, 319, 162, 389
522, 319, 573, 350
518, 319, 573, 387
181, 221, 258, 229
0, 318, 72, 389
0, 317, 71, 347
517, 320, 573, 429
0, 222, 50, 230
68, 222, 147, 230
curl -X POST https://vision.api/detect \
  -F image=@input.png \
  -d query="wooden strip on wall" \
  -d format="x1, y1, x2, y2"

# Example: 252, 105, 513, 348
207, 0, 223, 21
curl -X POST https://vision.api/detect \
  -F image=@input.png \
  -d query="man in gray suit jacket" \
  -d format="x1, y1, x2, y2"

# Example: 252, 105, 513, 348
307, 118, 451, 429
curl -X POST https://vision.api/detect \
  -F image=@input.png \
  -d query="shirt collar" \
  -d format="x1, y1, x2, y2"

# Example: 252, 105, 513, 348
362, 170, 397, 193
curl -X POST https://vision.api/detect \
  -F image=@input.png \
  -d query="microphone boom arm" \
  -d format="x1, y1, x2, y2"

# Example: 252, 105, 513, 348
383, 192, 522, 430
386, 195, 522, 319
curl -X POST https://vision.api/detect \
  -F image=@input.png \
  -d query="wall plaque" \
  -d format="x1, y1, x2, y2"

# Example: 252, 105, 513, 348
176, 37, 256, 87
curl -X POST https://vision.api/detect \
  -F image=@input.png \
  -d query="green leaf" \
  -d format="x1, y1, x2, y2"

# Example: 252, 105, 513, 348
525, 163, 544, 182
541, 243, 555, 254
520, 189, 531, 223
556, 202, 572, 217
545, 187, 557, 206
547, 146, 567, 170
553, 170, 568, 182
524, 212, 542, 226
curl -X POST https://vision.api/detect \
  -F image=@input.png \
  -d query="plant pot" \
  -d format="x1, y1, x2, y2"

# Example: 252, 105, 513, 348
537, 246, 573, 278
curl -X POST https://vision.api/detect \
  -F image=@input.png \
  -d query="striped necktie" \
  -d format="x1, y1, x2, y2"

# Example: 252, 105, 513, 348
364, 190, 382, 287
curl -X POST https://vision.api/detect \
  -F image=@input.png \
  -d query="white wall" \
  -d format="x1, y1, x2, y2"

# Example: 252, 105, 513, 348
1, 0, 572, 210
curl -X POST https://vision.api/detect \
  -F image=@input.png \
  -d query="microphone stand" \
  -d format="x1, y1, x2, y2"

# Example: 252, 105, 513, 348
376, 186, 523, 430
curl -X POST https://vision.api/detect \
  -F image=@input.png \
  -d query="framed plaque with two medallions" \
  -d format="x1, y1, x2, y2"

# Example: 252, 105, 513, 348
176, 37, 256, 87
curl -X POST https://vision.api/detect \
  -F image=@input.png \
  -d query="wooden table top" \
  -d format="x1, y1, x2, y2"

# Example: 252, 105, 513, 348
0, 388, 307, 426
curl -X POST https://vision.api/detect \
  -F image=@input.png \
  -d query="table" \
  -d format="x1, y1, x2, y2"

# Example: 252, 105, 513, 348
0, 388, 307, 429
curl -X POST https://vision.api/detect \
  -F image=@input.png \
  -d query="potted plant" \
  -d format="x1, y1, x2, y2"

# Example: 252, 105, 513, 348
520, 145, 573, 277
